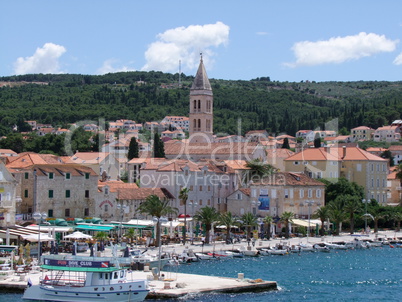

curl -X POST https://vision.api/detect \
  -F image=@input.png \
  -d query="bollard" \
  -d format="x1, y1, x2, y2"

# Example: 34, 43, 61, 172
238, 273, 244, 280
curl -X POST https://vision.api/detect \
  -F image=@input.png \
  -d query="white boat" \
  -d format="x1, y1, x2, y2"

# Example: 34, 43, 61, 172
195, 253, 220, 260
260, 248, 288, 256
345, 238, 370, 249
23, 257, 149, 302
323, 242, 348, 250
224, 250, 244, 258
129, 249, 170, 269
313, 244, 330, 252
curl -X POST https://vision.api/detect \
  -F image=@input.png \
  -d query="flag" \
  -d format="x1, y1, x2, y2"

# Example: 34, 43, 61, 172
101, 262, 108, 268
27, 278, 32, 287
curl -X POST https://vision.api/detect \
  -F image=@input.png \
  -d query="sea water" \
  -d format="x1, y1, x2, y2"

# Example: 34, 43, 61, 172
2, 246, 401, 301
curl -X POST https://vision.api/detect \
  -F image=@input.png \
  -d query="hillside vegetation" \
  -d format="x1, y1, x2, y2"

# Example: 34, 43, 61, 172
0, 72, 401, 137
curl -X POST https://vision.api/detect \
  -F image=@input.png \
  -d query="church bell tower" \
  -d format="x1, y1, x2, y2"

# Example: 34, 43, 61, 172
189, 54, 213, 143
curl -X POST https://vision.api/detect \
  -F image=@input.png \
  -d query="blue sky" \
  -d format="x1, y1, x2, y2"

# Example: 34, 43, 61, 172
2, 0, 402, 82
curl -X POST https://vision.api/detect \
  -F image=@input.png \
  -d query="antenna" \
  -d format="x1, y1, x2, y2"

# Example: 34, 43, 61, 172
179, 60, 182, 88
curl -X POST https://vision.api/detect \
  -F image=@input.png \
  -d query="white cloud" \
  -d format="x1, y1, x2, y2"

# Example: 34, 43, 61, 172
97, 59, 136, 74
14, 43, 66, 75
142, 21, 229, 73
286, 32, 398, 67
393, 52, 402, 65
256, 32, 268, 36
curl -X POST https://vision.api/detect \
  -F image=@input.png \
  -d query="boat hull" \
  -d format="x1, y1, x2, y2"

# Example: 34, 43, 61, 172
23, 283, 149, 302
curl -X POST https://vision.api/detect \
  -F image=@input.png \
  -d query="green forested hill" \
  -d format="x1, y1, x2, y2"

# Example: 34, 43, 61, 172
0, 72, 401, 137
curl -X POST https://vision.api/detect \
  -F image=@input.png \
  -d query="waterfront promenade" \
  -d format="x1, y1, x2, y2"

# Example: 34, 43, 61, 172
0, 230, 399, 298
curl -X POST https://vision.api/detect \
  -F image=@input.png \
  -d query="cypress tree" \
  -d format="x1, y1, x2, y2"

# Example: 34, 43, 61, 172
282, 137, 290, 149
127, 137, 139, 160
153, 132, 165, 158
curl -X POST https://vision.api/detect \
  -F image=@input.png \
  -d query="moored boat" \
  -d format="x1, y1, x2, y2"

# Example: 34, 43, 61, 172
23, 256, 149, 302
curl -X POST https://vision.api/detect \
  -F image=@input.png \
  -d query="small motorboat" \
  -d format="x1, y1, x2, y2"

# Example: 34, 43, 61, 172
313, 244, 330, 252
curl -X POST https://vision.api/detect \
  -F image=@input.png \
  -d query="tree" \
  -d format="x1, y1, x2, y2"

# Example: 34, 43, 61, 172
262, 215, 273, 240
127, 137, 139, 160
280, 211, 294, 238
367, 201, 386, 233
281, 137, 290, 149
124, 228, 138, 245
314, 133, 321, 148
323, 178, 364, 204
179, 187, 189, 245
328, 200, 347, 235
193, 206, 220, 245
240, 212, 258, 244
313, 205, 329, 236
341, 194, 362, 234
391, 210, 402, 232
242, 158, 277, 186
153, 132, 165, 158
218, 212, 238, 243
136, 195, 178, 247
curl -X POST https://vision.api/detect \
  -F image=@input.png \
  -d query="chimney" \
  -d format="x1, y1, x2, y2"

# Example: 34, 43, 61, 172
342, 146, 346, 159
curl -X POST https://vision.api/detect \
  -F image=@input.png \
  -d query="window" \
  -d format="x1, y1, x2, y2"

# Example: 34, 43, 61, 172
316, 189, 322, 198
85, 190, 89, 198
49, 172, 54, 179
85, 173, 90, 179
308, 189, 312, 198
65, 173, 71, 180
84, 208, 89, 216
24, 189, 28, 198
284, 189, 289, 198
207, 199, 211, 205
271, 189, 277, 198
199, 199, 203, 206
208, 186, 211, 191
299, 189, 304, 198
25, 172, 29, 179
48, 209, 53, 218
48, 190, 54, 198
190, 185, 193, 191
199, 186, 202, 191
294, 161, 299, 165
104, 187, 109, 195
104, 204, 108, 212
65, 209, 70, 217
65, 190, 71, 198
356, 164, 362, 172
290, 189, 294, 199
251, 189, 257, 197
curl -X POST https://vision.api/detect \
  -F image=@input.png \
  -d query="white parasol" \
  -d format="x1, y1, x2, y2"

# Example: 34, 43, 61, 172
64, 231, 93, 239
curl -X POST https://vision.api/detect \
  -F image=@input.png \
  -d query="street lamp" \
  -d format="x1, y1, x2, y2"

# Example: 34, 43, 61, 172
116, 203, 127, 243
305, 200, 314, 241
251, 200, 261, 215
188, 201, 198, 243
153, 216, 168, 277
32, 212, 47, 262
362, 199, 370, 235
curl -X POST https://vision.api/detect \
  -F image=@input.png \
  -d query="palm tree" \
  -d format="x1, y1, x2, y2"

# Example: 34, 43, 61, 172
262, 215, 273, 240
218, 212, 238, 243
280, 211, 294, 239
242, 159, 277, 186
124, 228, 137, 245
313, 205, 329, 236
179, 187, 190, 245
328, 200, 347, 235
367, 204, 386, 234
341, 195, 362, 234
240, 212, 258, 244
193, 206, 220, 244
94, 231, 109, 251
136, 195, 178, 247
391, 211, 402, 232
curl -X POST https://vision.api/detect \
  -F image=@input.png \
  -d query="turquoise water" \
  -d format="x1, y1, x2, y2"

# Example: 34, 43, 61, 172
2, 246, 401, 301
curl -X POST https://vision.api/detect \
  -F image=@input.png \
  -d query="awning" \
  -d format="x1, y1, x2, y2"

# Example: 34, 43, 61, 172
75, 225, 116, 232
292, 219, 322, 227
